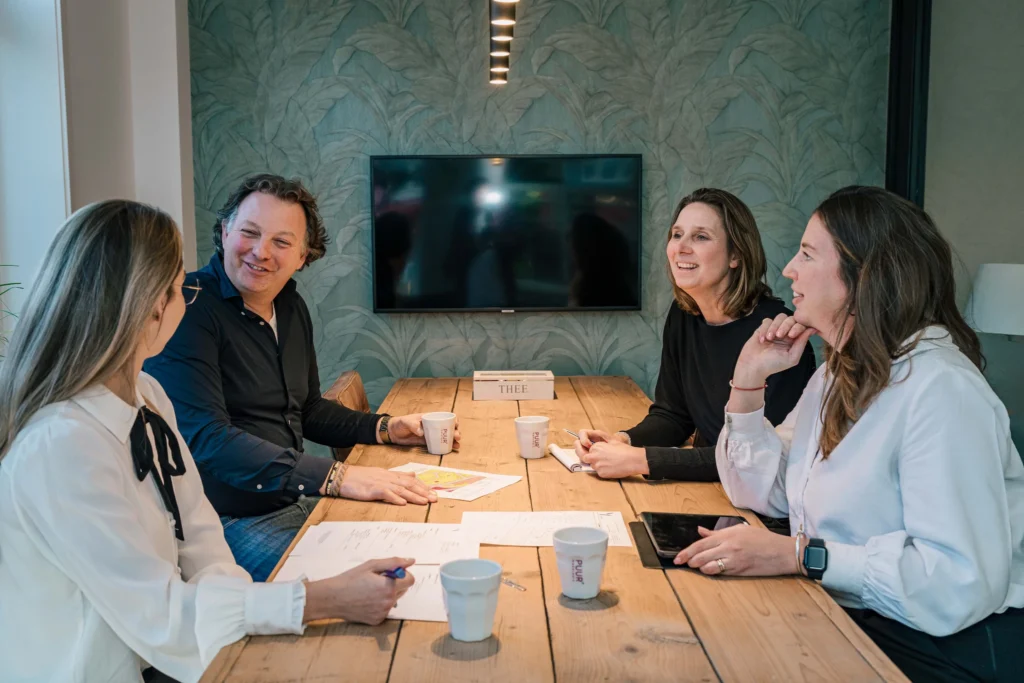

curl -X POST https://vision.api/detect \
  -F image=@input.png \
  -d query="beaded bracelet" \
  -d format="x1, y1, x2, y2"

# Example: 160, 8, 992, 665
327, 462, 349, 497
324, 461, 343, 497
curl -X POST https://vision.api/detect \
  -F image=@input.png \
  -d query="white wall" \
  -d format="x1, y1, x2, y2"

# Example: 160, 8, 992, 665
0, 0, 72, 321
0, 0, 196, 328
63, 0, 135, 207
128, 0, 196, 268
925, 0, 1024, 279
925, 0, 1024, 449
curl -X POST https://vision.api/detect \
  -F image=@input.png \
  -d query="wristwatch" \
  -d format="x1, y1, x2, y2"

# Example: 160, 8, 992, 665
802, 538, 828, 580
378, 414, 392, 444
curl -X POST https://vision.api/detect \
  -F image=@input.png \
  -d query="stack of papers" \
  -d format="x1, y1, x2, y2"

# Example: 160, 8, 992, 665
269, 463, 634, 623
273, 522, 479, 622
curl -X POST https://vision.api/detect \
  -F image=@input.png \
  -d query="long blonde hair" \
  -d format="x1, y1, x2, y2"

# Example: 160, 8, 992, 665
0, 200, 182, 461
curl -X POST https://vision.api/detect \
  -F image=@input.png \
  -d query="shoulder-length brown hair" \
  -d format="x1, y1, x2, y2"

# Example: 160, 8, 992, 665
667, 188, 773, 318
815, 185, 983, 458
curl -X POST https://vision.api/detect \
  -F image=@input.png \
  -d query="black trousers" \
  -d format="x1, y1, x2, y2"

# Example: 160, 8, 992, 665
846, 607, 1024, 682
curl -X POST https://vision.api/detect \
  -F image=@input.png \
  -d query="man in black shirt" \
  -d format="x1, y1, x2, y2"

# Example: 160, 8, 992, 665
145, 174, 450, 581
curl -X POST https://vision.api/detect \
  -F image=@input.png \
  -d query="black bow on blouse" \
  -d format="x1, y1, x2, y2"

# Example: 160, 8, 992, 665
130, 407, 186, 541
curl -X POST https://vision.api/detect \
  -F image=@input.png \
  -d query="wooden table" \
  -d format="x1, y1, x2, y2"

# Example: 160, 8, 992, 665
202, 377, 908, 683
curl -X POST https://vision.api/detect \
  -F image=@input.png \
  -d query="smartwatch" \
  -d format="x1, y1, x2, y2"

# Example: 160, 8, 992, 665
378, 414, 392, 444
802, 538, 828, 580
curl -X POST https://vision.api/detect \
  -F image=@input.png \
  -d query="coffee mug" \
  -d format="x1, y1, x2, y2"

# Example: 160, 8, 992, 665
439, 558, 502, 642
421, 412, 457, 455
514, 416, 549, 459
553, 526, 608, 599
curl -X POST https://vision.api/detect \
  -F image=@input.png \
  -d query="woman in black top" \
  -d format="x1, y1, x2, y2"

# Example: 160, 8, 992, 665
575, 188, 816, 482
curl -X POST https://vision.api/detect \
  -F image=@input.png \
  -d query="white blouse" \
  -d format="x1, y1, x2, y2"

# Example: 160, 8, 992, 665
717, 326, 1024, 636
0, 373, 305, 683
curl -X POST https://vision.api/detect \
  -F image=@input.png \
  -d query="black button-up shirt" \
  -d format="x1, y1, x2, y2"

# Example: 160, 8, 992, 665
144, 255, 381, 518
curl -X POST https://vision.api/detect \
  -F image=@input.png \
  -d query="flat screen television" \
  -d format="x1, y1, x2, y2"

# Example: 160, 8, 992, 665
370, 154, 642, 312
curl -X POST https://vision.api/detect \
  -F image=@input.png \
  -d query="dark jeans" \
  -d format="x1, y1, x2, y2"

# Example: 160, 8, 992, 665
846, 607, 1024, 682
221, 495, 321, 582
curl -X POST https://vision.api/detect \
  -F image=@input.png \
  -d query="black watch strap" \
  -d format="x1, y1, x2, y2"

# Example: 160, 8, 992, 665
803, 537, 828, 580
379, 414, 392, 444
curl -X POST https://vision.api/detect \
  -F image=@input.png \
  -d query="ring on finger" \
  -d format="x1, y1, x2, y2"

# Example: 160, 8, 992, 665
716, 558, 727, 574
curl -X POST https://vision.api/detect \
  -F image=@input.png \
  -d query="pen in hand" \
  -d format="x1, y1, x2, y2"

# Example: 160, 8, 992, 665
381, 567, 406, 579
564, 428, 607, 444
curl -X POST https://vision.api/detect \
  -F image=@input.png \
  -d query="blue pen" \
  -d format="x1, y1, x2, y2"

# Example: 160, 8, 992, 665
382, 567, 406, 579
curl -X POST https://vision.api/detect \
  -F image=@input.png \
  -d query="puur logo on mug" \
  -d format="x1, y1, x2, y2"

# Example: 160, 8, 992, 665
572, 558, 584, 584
532, 432, 540, 448
441, 428, 449, 445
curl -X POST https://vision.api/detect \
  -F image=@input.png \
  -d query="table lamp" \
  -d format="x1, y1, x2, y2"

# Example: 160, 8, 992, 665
966, 264, 1024, 339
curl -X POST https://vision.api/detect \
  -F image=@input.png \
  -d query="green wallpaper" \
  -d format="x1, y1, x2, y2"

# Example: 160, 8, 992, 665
188, 0, 890, 412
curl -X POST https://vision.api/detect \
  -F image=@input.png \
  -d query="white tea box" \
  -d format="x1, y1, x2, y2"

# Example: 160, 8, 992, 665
472, 370, 555, 401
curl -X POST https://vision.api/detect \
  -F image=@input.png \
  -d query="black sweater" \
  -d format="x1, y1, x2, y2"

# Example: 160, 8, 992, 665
625, 296, 817, 481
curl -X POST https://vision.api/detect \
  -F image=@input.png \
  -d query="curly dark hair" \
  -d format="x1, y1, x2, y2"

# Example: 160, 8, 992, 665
213, 174, 329, 268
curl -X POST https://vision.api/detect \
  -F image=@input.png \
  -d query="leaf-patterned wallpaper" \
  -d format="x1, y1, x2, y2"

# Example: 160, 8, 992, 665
188, 0, 890, 413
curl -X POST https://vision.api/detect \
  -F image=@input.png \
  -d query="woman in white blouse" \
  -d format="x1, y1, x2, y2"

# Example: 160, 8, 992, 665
0, 201, 416, 683
674, 186, 1024, 681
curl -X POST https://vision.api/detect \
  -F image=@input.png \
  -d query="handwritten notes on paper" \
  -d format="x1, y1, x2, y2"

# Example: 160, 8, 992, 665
288, 521, 478, 565
272, 522, 479, 621
461, 511, 633, 547
388, 565, 444, 622
390, 462, 521, 501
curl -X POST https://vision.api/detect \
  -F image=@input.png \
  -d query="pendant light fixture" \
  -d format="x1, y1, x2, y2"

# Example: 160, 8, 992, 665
490, 55, 510, 73
490, 2, 516, 26
491, 22, 513, 42
488, 0, 516, 84
489, 38, 510, 57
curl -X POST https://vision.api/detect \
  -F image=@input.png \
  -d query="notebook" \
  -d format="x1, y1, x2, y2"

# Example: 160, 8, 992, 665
548, 444, 594, 473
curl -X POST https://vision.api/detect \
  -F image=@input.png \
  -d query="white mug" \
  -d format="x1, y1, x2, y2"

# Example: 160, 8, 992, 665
514, 416, 549, 459
553, 526, 608, 600
440, 558, 502, 642
421, 412, 457, 455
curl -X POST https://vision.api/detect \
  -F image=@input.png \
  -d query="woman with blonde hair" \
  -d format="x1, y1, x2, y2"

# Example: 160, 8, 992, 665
0, 201, 415, 683
676, 186, 1024, 680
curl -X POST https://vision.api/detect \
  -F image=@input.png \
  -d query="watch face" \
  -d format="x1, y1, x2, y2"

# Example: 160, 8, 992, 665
805, 546, 828, 571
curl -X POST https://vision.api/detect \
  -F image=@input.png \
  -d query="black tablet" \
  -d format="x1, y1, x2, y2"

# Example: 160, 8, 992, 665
639, 512, 748, 559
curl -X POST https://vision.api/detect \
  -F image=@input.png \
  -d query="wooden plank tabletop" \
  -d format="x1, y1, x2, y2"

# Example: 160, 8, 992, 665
203, 376, 908, 683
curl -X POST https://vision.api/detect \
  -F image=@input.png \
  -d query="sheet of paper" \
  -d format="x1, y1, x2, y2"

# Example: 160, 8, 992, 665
548, 444, 594, 473
273, 560, 447, 622
461, 511, 633, 547
388, 565, 446, 622
288, 521, 479, 566
390, 462, 521, 502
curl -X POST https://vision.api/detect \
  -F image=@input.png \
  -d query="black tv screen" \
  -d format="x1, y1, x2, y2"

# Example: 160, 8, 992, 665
370, 154, 642, 312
